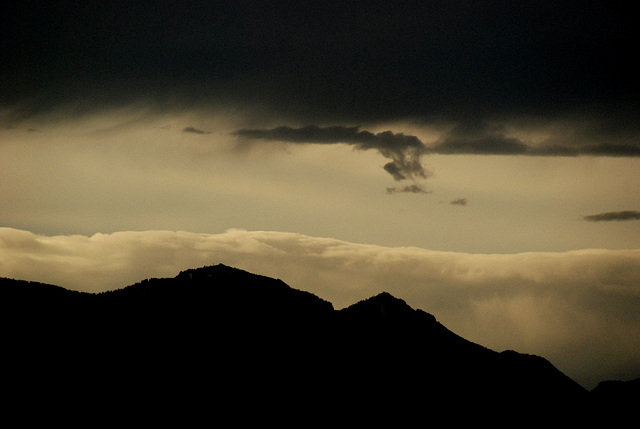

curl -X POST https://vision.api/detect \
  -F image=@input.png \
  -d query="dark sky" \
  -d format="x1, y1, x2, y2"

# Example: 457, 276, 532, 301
3, 1, 637, 124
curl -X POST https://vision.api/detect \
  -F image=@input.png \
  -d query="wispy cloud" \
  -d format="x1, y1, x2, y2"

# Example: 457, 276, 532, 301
386, 184, 432, 194
584, 210, 640, 222
450, 198, 468, 206
182, 126, 211, 135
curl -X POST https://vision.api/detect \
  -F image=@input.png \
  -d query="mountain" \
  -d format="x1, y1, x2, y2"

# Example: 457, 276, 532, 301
331, 291, 590, 422
591, 378, 640, 407
1, 264, 635, 424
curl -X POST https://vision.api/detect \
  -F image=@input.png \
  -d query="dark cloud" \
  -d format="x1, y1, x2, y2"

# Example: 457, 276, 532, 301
234, 125, 430, 183
234, 126, 424, 152
584, 211, 640, 222
182, 126, 210, 135
430, 121, 529, 155
450, 198, 468, 206
386, 185, 431, 195
234, 120, 640, 192
1, 2, 638, 170
529, 142, 640, 158
429, 120, 640, 157
579, 144, 640, 157
431, 138, 528, 156
1, 2, 636, 130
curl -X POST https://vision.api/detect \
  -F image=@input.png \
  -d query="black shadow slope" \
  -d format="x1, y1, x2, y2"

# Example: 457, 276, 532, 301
331, 292, 588, 422
1, 265, 633, 424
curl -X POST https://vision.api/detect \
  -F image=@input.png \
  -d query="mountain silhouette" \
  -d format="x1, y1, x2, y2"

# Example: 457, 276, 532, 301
1, 264, 636, 424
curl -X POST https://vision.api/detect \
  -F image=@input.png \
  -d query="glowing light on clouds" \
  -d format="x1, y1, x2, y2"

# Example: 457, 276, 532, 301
1, 226, 639, 389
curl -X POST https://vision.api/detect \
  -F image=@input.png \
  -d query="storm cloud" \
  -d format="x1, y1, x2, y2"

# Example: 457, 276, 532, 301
2, 2, 636, 132
584, 211, 640, 222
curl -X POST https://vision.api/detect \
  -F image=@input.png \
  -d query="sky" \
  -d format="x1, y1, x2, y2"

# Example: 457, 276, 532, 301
1, 1, 639, 389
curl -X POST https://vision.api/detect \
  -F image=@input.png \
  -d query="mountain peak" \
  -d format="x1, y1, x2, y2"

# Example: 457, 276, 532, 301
176, 263, 258, 280
369, 291, 413, 315
340, 291, 420, 319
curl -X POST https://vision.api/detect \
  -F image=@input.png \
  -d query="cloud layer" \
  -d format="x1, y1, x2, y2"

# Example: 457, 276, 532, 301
233, 122, 640, 195
2, 226, 639, 389
2, 3, 637, 136
431, 120, 640, 157
3, 3, 638, 205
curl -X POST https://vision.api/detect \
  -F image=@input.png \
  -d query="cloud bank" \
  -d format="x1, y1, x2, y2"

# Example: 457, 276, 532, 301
1, 226, 639, 389
3, 3, 635, 127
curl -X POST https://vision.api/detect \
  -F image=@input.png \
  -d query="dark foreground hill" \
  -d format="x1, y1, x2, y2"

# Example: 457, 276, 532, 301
1, 264, 637, 424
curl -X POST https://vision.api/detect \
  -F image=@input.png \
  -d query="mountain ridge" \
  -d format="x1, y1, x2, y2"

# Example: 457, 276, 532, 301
1, 264, 637, 422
